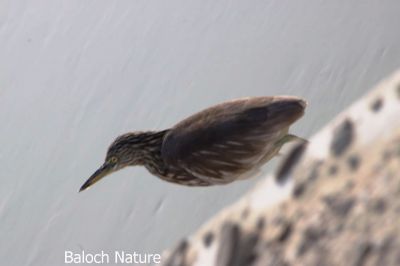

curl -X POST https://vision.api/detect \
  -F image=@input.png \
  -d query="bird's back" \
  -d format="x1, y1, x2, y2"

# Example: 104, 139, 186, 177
160, 96, 306, 185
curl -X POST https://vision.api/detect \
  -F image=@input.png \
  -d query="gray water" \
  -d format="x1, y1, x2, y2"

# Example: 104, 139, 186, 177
1, 1, 400, 265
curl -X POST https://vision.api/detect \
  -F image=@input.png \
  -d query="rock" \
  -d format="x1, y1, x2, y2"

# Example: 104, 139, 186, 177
161, 71, 400, 266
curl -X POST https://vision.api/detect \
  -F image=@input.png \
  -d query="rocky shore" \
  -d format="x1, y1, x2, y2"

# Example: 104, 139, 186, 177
161, 71, 400, 266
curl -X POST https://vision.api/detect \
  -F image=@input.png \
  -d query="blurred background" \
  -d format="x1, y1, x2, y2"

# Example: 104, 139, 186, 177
1, 1, 400, 265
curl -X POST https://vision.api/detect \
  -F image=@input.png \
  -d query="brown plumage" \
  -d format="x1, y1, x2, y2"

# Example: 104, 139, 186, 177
79, 96, 306, 192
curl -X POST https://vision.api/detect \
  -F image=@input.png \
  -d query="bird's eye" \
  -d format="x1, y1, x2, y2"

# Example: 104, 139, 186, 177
109, 157, 118, 164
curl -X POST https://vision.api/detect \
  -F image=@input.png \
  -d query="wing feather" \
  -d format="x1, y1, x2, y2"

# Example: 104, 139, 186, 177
161, 96, 306, 182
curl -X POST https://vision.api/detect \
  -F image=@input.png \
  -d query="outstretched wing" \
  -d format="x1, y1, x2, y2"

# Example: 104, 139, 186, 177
161, 96, 306, 183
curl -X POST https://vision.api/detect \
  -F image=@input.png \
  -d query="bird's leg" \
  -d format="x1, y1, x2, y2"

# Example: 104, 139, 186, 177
282, 134, 308, 144
276, 134, 308, 147
274, 134, 308, 156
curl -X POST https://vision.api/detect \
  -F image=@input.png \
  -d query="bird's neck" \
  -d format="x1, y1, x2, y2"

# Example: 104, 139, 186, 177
130, 130, 169, 177
133, 130, 168, 165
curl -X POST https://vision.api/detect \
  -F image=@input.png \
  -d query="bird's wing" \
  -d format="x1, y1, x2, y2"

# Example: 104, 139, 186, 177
161, 96, 306, 182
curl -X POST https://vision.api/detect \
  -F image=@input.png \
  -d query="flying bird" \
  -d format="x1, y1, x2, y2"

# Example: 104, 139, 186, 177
79, 96, 306, 191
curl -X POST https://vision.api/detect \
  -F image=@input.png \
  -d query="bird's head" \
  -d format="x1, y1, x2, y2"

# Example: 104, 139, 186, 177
79, 132, 155, 192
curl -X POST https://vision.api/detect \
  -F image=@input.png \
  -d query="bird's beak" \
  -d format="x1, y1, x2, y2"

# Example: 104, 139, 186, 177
79, 163, 113, 192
